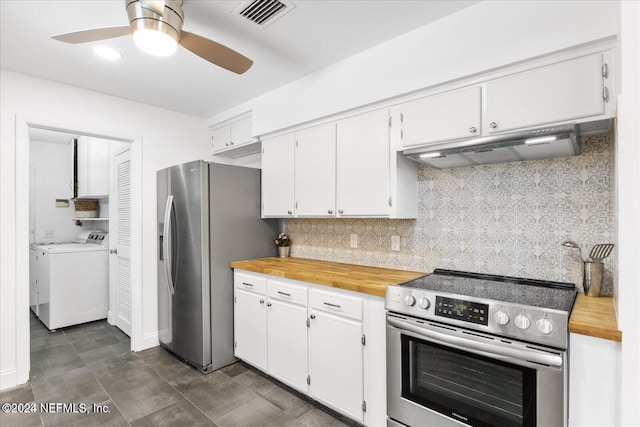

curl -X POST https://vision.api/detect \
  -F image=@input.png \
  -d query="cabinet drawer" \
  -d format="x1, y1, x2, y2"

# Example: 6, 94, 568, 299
310, 289, 362, 321
234, 271, 267, 294
268, 280, 307, 306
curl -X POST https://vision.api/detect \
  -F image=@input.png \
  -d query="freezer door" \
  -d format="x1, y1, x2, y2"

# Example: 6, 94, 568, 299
157, 161, 211, 370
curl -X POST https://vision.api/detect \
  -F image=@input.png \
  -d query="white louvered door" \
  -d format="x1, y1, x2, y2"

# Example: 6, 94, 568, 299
112, 149, 132, 336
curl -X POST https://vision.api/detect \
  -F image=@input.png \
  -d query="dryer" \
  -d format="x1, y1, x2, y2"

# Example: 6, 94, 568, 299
31, 231, 109, 330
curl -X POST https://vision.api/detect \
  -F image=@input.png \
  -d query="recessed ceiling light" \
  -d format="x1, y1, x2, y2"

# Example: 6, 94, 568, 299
93, 45, 123, 61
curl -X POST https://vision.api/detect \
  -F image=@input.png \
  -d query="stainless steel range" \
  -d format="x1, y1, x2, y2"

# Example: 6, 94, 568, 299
385, 269, 577, 427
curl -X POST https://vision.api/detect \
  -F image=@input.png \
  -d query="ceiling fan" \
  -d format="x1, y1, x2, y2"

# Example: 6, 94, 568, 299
52, 0, 253, 74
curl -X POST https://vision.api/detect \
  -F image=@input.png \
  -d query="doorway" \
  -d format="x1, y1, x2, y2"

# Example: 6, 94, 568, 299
17, 120, 141, 386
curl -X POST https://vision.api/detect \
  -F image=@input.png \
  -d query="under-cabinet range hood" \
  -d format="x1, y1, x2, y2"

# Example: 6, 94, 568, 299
403, 122, 607, 169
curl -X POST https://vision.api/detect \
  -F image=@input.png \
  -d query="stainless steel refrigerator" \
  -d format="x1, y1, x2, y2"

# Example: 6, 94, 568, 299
157, 160, 278, 373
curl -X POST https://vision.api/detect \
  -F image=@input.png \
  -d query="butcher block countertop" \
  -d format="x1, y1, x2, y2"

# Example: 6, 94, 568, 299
229, 257, 425, 297
569, 293, 621, 342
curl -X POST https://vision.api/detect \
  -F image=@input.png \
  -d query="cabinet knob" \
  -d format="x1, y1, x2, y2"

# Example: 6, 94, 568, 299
225, 143, 229, 146
338, 209, 344, 214
489, 122, 498, 129
328, 210, 333, 214
310, 314, 316, 319
469, 126, 477, 133
230, 141, 234, 146
287, 210, 293, 215
259, 299, 265, 304
266, 302, 272, 307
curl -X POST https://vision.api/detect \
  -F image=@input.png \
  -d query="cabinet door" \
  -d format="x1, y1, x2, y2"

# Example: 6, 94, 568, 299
234, 289, 267, 370
230, 115, 252, 146
261, 133, 295, 217
90, 137, 110, 196
267, 299, 308, 393
76, 136, 109, 198
295, 123, 336, 217
337, 109, 390, 217
486, 54, 605, 133
401, 86, 482, 147
211, 125, 231, 152
309, 310, 363, 422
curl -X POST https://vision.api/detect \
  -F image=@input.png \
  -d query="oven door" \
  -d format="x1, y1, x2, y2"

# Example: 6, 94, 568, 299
387, 314, 567, 427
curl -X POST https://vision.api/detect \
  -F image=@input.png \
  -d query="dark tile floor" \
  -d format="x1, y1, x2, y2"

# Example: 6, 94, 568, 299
0, 313, 354, 427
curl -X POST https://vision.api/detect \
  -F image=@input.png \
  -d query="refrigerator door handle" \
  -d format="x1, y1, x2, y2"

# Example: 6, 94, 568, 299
163, 195, 175, 295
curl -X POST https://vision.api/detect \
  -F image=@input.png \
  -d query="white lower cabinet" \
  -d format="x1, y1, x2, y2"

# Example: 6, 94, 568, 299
233, 273, 268, 371
308, 305, 364, 422
233, 270, 382, 425
266, 280, 309, 393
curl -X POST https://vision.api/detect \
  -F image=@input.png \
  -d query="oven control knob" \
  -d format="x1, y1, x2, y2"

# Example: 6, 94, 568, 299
494, 310, 510, 325
536, 318, 554, 334
418, 297, 431, 310
403, 294, 416, 307
514, 314, 531, 330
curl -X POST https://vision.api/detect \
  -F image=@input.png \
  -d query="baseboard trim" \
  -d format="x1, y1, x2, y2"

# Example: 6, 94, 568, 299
138, 331, 159, 351
0, 368, 18, 391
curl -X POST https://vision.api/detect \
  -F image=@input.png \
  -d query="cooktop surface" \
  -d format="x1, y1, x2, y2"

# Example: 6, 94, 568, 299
399, 269, 577, 313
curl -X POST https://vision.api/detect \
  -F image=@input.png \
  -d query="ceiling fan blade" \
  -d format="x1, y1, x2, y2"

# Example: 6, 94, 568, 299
52, 26, 131, 44
180, 31, 253, 74
139, 0, 166, 16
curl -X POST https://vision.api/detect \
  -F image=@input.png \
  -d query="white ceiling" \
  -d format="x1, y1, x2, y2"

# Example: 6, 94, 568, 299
1, 0, 478, 119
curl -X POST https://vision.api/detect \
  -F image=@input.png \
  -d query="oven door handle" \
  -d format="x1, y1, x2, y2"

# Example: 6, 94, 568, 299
387, 316, 563, 367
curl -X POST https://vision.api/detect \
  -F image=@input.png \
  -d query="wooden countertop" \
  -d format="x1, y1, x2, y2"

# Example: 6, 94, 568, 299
569, 293, 621, 342
230, 257, 425, 297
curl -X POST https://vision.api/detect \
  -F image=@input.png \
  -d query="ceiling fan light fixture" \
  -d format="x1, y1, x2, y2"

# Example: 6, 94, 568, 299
133, 27, 178, 56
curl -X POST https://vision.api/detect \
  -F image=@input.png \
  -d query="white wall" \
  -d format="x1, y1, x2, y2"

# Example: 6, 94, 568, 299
616, 1, 640, 424
209, 0, 619, 136
0, 70, 210, 390
29, 139, 80, 243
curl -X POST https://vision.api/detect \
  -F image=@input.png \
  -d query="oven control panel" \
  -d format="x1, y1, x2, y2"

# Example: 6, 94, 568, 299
435, 296, 489, 326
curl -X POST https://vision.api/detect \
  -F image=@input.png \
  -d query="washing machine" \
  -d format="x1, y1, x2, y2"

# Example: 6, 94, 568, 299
31, 231, 109, 330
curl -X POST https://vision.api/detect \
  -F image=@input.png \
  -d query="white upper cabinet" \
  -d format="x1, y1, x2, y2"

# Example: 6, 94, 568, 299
337, 109, 391, 217
486, 54, 606, 133
261, 133, 295, 217
76, 136, 109, 198
401, 86, 482, 147
295, 123, 336, 217
210, 114, 256, 156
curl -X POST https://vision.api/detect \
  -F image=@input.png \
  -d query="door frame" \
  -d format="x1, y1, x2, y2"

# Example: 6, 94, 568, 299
14, 115, 143, 385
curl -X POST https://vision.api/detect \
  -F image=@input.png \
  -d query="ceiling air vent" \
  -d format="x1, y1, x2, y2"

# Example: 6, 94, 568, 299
234, 0, 295, 28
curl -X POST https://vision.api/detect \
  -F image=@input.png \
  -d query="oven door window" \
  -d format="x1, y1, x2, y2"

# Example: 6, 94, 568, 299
401, 334, 536, 427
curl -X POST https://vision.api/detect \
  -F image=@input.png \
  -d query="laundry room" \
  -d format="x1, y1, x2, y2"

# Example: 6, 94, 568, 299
28, 128, 131, 333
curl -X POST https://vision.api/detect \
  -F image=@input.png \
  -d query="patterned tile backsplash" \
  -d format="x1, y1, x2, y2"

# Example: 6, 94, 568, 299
286, 133, 616, 296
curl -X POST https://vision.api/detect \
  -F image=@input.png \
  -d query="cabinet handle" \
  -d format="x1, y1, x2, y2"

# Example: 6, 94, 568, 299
259, 299, 265, 304
277, 291, 291, 297
469, 126, 477, 133
287, 210, 293, 215
323, 302, 341, 309
489, 122, 498, 129
338, 209, 344, 214
242, 282, 253, 287
328, 210, 333, 214
310, 314, 316, 319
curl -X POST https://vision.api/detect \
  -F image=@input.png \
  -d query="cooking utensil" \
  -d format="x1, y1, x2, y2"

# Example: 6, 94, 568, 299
562, 241, 583, 261
589, 243, 614, 262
